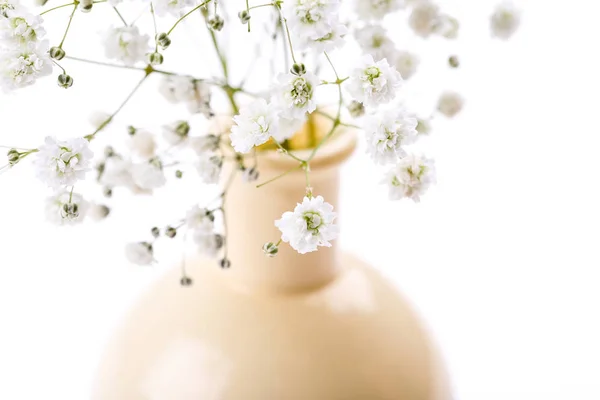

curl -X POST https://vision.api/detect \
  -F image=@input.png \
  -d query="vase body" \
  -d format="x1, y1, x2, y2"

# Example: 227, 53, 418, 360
92, 123, 452, 400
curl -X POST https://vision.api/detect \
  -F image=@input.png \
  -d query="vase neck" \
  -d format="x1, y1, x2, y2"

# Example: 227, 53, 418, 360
222, 128, 356, 294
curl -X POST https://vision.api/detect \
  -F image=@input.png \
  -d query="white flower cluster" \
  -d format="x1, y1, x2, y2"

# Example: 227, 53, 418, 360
285, 0, 347, 53
0, 0, 51, 91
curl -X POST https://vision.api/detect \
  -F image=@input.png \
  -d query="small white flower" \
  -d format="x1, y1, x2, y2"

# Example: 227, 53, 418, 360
0, 8, 45, 45
0, 40, 52, 91
274, 71, 318, 120
102, 26, 149, 66
303, 22, 347, 53
100, 157, 134, 188
185, 206, 214, 232
355, 24, 395, 61
285, 0, 341, 50
383, 154, 435, 202
394, 50, 419, 80
128, 129, 156, 159
45, 190, 89, 226
159, 74, 195, 103
355, 0, 403, 20
275, 195, 338, 254
347, 55, 402, 107
148, 0, 193, 17
162, 120, 190, 146
230, 98, 278, 153
185, 80, 213, 117
490, 2, 520, 40
435, 14, 459, 39
190, 134, 220, 155
437, 91, 464, 118
88, 203, 110, 221
34, 136, 93, 189
408, 1, 439, 38
193, 232, 224, 257
196, 153, 222, 184
364, 108, 418, 165
125, 242, 154, 266
132, 159, 166, 190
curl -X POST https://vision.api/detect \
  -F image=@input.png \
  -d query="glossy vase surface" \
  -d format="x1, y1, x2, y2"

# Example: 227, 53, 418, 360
92, 121, 452, 400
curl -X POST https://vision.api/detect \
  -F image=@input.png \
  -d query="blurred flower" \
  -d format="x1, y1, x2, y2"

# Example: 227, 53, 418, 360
103, 26, 149, 65
88, 203, 110, 221
128, 129, 157, 159
162, 120, 190, 146
190, 134, 220, 155
285, 0, 343, 52
355, 24, 396, 61
355, 0, 403, 20
275, 195, 338, 254
394, 50, 419, 80
125, 242, 154, 265
383, 154, 435, 202
185, 206, 214, 232
437, 90, 464, 118
132, 159, 166, 190
491, 2, 520, 40
34, 136, 93, 189
408, 1, 439, 38
193, 232, 224, 257
149, 0, 193, 17
196, 153, 222, 184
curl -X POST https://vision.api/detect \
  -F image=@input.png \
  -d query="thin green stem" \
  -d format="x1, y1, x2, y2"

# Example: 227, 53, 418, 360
275, 4, 297, 64
274, 141, 305, 163
85, 73, 149, 140
65, 55, 148, 71
256, 163, 302, 188
248, 3, 273, 11
58, 3, 78, 48
150, 3, 158, 51
205, 19, 239, 114
167, 0, 211, 35
323, 51, 340, 80
245, 0, 250, 31
51, 59, 66, 74
39, 2, 75, 15
112, 6, 128, 26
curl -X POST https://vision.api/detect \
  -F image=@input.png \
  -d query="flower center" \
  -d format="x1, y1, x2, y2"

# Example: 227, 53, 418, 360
291, 77, 312, 107
364, 66, 381, 83
303, 211, 323, 232
252, 115, 270, 134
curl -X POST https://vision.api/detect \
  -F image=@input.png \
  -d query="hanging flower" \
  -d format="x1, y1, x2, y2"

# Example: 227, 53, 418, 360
162, 120, 190, 146
490, 2, 521, 40
45, 190, 89, 226
383, 154, 435, 202
230, 98, 279, 153
125, 242, 154, 265
34, 136, 93, 189
196, 153, 222, 184
275, 195, 338, 254
347, 55, 403, 107
0, 40, 52, 91
185, 206, 215, 232
193, 232, 224, 257
131, 158, 166, 190
102, 26, 149, 66
363, 108, 418, 165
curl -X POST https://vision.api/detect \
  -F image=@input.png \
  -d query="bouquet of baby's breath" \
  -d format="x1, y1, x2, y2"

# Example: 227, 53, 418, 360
0, 0, 520, 278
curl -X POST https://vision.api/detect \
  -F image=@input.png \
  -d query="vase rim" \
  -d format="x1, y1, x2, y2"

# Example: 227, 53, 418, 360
259, 125, 358, 172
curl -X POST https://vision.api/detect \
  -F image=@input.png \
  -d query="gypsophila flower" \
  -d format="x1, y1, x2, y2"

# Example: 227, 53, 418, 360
437, 90, 464, 118
408, 0, 439, 38
0, 40, 52, 91
383, 154, 435, 202
306, 22, 347, 53
490, 2, 520, 40
193, 232, 224, 257
435, 14, 459, 39
230, 98, 278, 153
355, 24, 395, 61
196, 153, 222, 184
0, 0, 18, 17
347, 55, 402, 107
34, 136, 93, 189
185, 205, 214, 232
0, 8, 46, 46
131, 158, 166, 190
149, 0, 194, 17
275, 195, 338, 254
190, 134, 220, 155
125, 242, 154, 265
162, 120, 190, 145
285, 0, 342, 52
88, 111, 111, 130
394, 50, 419, 80
363, 108, 418, 165
100, 156, 135, 188
355, 0, 403, 20
159, 74, 195, 103
103, 26, 149, 66
45, 190, 89, 226
128, 129, 156, 159
273, 71, 318, 120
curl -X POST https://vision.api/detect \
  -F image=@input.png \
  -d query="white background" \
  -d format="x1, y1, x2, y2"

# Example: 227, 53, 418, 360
2, 0, 600, 399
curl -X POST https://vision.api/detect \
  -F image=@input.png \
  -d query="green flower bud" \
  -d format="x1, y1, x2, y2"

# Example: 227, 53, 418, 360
180, 276, 193, 286
49, 46, 65, 60
291, 63, 306, 76
165, 226, 177, 238
61, 203, 79, 219
238, 10, 251, 24
262, 242, 279, 257
155, 33, 171, 49
219, 258, 231, 269
208, 15, 224, 31
127, 125, 137, 135
103, 187, 112, 198
348, 100, 365, 118
448, 55, 459, 68
147, 52, 164, 66
80, 0, 93, 12
175, 170, 183, 179
57, 73, 73, 89
151, 227, 160, 238
7, 149, 19, 165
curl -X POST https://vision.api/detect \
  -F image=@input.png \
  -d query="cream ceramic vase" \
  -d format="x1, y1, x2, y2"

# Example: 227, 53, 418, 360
92, 123, 452, 400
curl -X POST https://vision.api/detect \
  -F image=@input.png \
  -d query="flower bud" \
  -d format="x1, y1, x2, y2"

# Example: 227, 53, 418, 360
104, 146, 115, 158
127, 125, 137, 135
89, 204, 110, 221
7, 149, 19, 165
175, 121, 190, 136
151, 227, 160, 238
155, 33, 171, 49
180, 276, 193, 286
80, 0, 93, 13
57, 73, 73, 89
448, 55, 459, 68
208, 15, 224, 31
49, 46, 65, 60
238, 10, 251, 24
103, 187, 113, 198
242, 166, 259, 182
175, 170, 183, 179
165, 226, 177, 238
348, 100, 365, 118
219, 258, 231, 269
290, 62, 306, 76
416, 118, 432, 135
262, 242, 279, 258
147, 52, 164, 66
